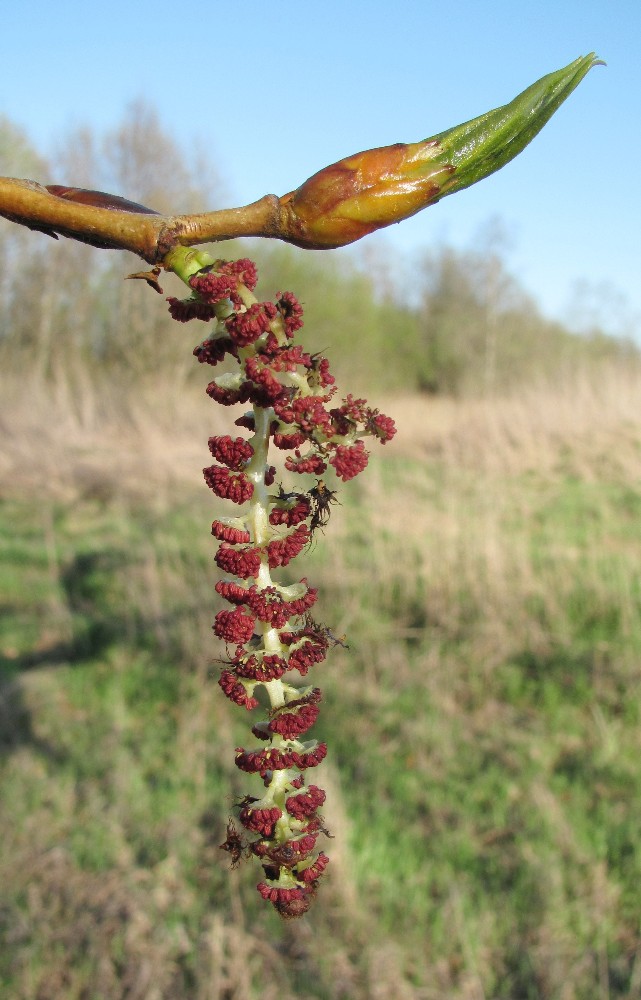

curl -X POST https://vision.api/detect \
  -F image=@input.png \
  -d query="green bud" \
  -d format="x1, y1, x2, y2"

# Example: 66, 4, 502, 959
278, 54, 602, 248
431, 53, 603, 200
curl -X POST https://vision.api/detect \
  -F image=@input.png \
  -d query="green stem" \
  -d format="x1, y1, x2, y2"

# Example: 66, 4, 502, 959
163, 245, 217, 283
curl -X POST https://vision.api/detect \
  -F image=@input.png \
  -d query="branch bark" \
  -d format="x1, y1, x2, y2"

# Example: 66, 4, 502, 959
0, 178, 285, 263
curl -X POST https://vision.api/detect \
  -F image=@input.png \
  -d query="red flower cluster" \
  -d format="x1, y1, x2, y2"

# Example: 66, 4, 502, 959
169, 258, 395, 915
286, 784, 326, 819
211, 521, 251, 544
203, 465, 254, 504
208, 435, 254, 470
266, 525, 310, 567
240, 805, 282, 837
225, 301, 278, 347
215, 544, 261, 579
214, 607, 256, 644
235, 743, 328, 775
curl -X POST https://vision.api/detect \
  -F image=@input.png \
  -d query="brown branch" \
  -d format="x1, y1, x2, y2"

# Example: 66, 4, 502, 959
0, 177, 285, 263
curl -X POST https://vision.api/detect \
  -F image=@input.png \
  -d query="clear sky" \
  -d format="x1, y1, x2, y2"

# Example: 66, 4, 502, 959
1, 0, 639, 337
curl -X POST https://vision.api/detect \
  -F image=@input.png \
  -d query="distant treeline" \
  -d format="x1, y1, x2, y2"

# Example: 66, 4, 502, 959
1, 108, 638, 397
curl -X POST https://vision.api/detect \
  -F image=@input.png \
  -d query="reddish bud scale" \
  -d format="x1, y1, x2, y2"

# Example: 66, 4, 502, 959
234, 413, 255, 431
45, 185, 157, 214
250, 721, 271, 741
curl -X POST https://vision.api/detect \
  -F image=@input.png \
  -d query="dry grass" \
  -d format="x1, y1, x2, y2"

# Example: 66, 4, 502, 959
390, 363, 641, 478
3, 361, 640, 499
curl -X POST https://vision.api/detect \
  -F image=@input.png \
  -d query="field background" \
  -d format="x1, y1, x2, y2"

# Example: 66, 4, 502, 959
2, 111, 641, 999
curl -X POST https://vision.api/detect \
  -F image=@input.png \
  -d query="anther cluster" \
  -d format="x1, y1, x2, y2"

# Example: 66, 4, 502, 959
168, 258, 395, 916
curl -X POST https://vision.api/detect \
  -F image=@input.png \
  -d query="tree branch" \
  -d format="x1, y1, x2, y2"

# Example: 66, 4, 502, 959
0, 178, 284, 263
0, 55, 600, 265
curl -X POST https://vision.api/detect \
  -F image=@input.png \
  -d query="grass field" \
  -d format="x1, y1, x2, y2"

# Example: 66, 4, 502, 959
2, 365, 641, 999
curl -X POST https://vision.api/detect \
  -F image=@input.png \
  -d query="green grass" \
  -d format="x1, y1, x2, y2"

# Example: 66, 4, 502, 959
2, 435, 641, 999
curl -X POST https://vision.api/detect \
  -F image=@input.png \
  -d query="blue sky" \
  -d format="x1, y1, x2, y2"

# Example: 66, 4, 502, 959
1, 1, 639, 337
